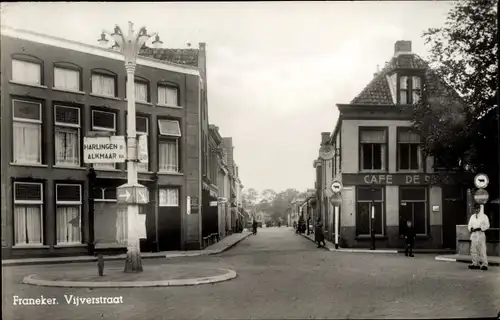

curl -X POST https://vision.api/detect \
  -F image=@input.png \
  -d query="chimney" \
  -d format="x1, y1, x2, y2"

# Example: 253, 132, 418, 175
394, 40, 412, 56
321, 132, 330, 145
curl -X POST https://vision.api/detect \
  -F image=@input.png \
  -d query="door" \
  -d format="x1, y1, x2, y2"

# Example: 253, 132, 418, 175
442, 186, 466, 249
157, 188, 182, 251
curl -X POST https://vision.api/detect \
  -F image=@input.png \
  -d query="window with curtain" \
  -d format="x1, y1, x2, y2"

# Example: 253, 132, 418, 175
399, 187, 427, 236
94, 188, 126, 245
359, 129, 386, 171
158, 85, 179, 106
398, 129, 422, 170
55, 105, 80, 166
56, 184, 82, 244
54, 67, 80, 91
158, 119, 181, 172
12, 100, 42, 164
12, 59, 41, 85
411, 76, 422, 104
91, 73, 115, 97
92, 110, 116, 169
356, 187, 384, 236
399, 76, 409, 104
159, 188, 179, 207
399, 75, 422, 104
13, 182, 44, 245
134, 81, 148, 102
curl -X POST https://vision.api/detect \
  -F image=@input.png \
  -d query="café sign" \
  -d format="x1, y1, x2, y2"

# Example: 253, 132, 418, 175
342, 173, 456, 186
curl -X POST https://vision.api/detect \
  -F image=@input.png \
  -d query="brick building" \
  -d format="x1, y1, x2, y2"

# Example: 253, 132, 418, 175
318, 40, 470, 250
0, 25, 206, 258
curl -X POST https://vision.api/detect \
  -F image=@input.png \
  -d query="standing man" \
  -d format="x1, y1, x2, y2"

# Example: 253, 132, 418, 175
467, 205, 490, 270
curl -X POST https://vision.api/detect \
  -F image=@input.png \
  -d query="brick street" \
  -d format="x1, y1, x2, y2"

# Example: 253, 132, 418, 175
3, 227, 500, 320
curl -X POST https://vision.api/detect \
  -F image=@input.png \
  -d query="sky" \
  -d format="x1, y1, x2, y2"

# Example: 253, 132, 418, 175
1, 1, 455, 194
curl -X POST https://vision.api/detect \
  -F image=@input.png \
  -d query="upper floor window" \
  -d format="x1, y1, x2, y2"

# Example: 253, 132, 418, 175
158, 84, 178, 106
158, 119, 181, 173
54, 65, 80, 91
92, 110, 116, 169
134, 81, 149, 103
398, 129, 422, 171
399, 76, 422, 105
359, 128, 386, 171
12, 59, 41, 85
91, 72, 116, 97
54, 105, 81, 167
12, 99, 42, 164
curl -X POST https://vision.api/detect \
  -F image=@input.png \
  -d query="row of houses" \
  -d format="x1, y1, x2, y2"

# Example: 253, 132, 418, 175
294, 40, 498, 252
0, 25, 245, 259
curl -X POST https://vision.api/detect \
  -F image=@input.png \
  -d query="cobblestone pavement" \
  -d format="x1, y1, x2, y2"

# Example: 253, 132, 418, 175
3, 227, 500, 319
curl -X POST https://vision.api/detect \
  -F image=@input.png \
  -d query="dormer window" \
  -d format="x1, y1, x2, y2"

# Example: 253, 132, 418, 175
399, 75, 422, 105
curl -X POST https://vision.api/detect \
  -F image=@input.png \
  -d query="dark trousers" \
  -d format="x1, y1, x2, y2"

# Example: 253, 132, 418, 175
405, 241, 414, 256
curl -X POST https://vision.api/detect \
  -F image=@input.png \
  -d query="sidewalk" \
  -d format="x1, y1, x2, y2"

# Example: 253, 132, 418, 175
2, 231, 251, 267
297, 229, 454, 254
435, 254, 500, 267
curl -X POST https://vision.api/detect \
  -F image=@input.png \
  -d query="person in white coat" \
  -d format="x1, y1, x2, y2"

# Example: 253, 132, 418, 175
467, 205, 490, 270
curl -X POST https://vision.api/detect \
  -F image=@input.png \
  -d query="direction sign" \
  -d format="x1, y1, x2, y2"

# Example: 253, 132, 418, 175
474, 173, 489, 189
474, 189, 489, 204
331, 180, 343, 194
84, 136, 126, 164
117, 184, 149, 205
330, 194, 342, 206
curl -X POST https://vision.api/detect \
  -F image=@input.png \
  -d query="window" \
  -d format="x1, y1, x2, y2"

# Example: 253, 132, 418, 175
13, 182, 44, 245
158, 85, 178, 106
94, 187, 126, 244
12, 59, 41, 85
54, 67, 80, 91
91, 73, 115, 97
56, 184, 82, 244
398, 129, 422, 171
359, 129, 386, 171
159, 188, 179, 207
92, 110, 116, 169
158, 119, 181, 173
399, 76, 421, 104
399, 187, 427, 236
136, 116, 148, 172
54, 106, 80, 166
12, 100, 42, 164
356, 187, 384, 236
134, 81, 148, 103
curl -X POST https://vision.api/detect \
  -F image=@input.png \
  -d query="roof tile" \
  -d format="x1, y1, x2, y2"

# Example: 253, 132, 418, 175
139, 47, 199, 67
349, 53, 457, 106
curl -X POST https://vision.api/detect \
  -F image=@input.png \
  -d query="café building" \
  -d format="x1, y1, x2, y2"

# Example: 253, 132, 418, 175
327, 40, 469, 250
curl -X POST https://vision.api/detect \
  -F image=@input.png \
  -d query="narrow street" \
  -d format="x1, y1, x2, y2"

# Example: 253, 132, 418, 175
3, 227, 499, 320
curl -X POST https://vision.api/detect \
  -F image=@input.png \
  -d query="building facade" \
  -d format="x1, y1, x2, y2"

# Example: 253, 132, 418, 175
1, 26, 205, 258
318, 40, 469, 250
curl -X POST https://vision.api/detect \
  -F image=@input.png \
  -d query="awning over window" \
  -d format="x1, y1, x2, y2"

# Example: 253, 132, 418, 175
158, 119, 181, 137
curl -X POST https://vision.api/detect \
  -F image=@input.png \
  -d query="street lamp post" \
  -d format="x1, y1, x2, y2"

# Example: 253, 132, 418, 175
99, 22, 161, 273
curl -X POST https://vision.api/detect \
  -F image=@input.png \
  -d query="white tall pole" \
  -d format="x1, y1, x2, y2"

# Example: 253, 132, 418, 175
124, 60, 142, 273
102, 21, 157, 273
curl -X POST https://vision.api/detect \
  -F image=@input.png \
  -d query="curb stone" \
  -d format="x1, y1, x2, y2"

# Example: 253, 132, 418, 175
21, 268, 237, 288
